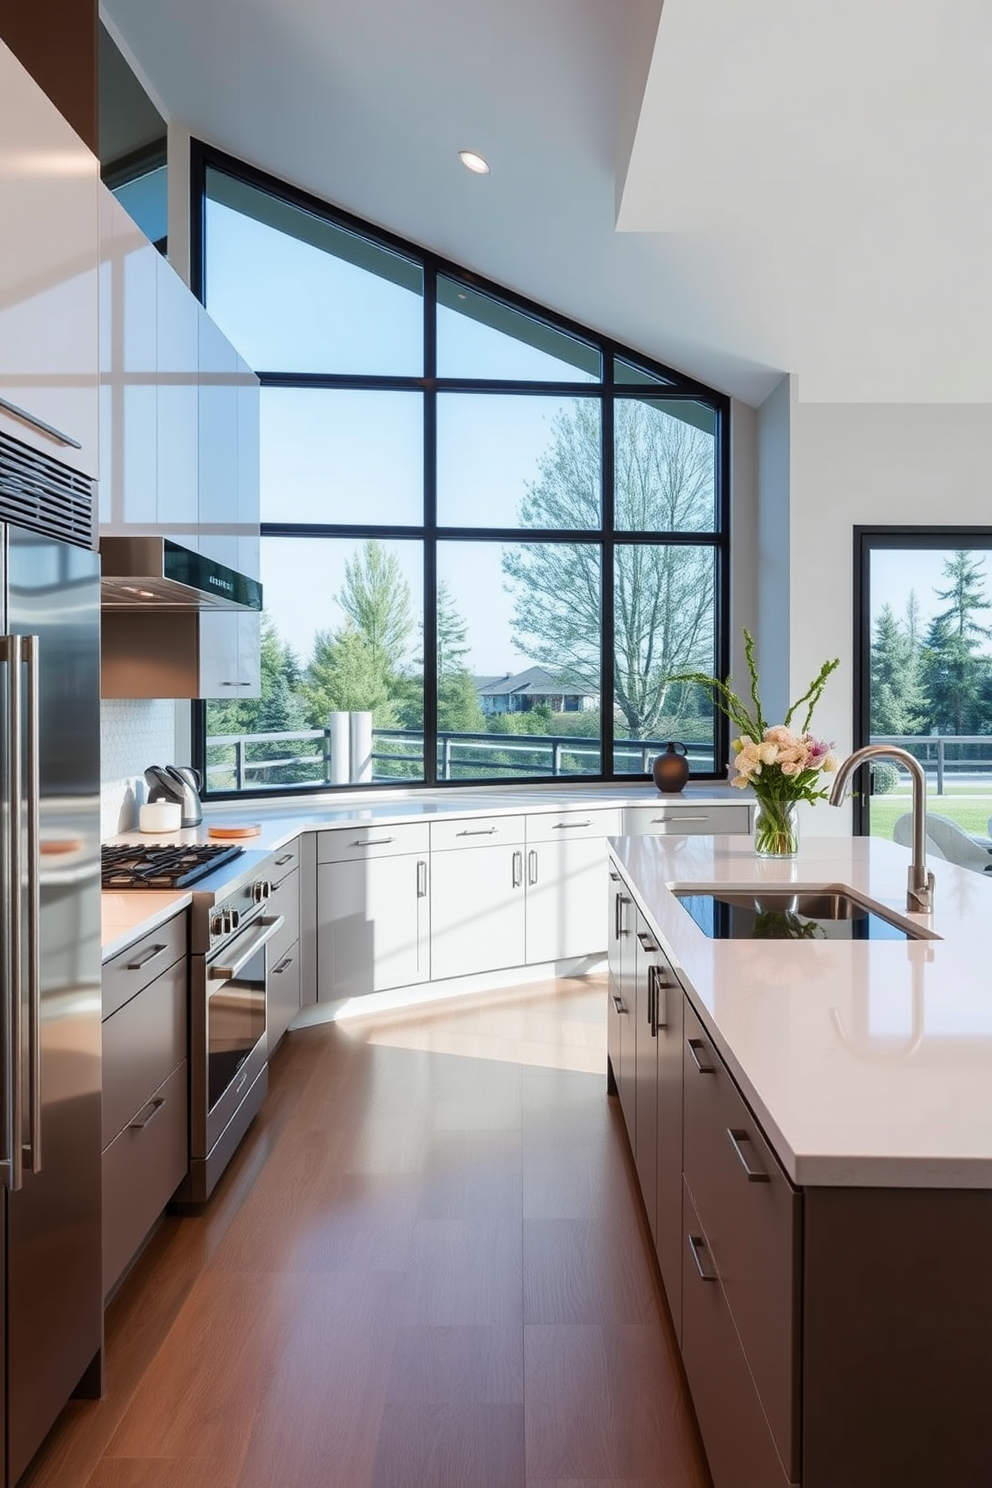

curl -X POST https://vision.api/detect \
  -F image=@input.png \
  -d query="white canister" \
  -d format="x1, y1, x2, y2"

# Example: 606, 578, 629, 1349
139, 801, 182, 833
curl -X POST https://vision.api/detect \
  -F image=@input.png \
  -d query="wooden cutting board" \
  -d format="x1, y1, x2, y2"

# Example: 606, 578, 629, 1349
207, 823, 262, 839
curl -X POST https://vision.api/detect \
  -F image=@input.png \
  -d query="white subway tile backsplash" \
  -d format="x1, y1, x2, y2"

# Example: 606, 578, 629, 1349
100, 699, 177, 838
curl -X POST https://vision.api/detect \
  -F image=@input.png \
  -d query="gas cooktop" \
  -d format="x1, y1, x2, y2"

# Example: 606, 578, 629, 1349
101, 842, 245, 890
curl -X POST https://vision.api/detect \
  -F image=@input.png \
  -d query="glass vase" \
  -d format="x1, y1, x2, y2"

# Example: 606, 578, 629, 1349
753, 797, 799, 858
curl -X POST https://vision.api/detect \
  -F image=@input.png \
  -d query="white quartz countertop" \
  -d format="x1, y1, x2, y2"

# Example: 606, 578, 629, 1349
104, 782, 744, 857
610, 832, 992, 1189
99, 782, 740, 951
101, 890, 191, 961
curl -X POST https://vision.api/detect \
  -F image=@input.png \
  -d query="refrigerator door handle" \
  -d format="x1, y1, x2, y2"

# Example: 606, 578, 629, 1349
24, 635, 41, 1175
2, 635, 25, 1191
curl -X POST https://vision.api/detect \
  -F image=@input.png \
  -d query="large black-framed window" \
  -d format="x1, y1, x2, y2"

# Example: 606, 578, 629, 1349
855, 526, 992, 855
191, 143, 731, 798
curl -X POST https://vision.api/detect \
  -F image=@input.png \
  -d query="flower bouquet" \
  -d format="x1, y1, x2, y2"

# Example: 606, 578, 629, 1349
670, 631, 840, 857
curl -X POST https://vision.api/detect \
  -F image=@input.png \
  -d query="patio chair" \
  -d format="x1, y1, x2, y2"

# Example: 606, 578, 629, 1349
893, 812, 992, 874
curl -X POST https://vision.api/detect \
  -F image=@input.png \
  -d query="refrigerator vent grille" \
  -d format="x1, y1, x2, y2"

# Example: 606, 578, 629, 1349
0, 429, 95, 548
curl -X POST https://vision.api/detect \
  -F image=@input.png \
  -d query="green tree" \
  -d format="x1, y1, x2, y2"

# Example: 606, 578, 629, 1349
338, 539, 413, 673
206, 614, 309, 786
501, 400, 714, 737
919, 552, 992, 734
301, 623, 398, 728
435, 582, 484, 733
870, 603, 925, 735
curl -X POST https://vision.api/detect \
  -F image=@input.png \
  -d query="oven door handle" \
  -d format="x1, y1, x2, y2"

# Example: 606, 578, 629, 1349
208, 914, 285, 981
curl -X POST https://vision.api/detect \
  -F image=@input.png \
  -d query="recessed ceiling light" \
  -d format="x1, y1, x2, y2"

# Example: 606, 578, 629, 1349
458, 150, 490, 175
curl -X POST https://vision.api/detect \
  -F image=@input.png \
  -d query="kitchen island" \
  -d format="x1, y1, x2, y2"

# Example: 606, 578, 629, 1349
608, 831, 992, 1488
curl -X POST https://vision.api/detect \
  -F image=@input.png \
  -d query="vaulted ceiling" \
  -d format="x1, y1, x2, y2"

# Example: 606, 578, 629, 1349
102, 0, 992, 407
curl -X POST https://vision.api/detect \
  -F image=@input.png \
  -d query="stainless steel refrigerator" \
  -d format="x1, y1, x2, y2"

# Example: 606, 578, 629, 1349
1, 520, 102, 1485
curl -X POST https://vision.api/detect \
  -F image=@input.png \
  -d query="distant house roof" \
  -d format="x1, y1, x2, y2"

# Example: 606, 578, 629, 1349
475, 666, 590, 698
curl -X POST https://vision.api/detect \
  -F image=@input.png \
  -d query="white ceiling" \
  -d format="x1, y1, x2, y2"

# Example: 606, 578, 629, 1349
102, 0, 992, 407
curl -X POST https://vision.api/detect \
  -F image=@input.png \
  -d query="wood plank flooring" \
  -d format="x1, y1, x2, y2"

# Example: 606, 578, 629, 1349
22, 976, 712, 1488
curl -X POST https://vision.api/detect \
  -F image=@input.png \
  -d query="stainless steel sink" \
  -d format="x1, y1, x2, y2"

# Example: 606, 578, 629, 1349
673, 887, 936, 941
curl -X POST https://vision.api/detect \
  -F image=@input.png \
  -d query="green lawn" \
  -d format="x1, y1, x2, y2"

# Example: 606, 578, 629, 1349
869, 795, 992, 839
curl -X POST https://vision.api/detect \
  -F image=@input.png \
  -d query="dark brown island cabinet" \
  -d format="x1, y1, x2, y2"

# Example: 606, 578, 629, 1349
607, 861, 992, 1488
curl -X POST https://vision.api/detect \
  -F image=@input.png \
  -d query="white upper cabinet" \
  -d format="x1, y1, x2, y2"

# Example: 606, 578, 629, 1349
0, 40, 99, 480
156, 253, 198, 542
197, 310, 240, 567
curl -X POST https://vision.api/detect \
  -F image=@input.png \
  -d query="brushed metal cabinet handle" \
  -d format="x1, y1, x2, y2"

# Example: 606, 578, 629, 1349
274, 852, 296, 867
686, 1037, 716, 1075
0, 394, 82, 449
652, 815, 709, 824
128, 1096, 167, 1131
512, 850, 523, 888
553, 819, 592, 829
416, 859, 428, 898
350, 837, 395, 847
636, 930, 656, 951
457, 826, 498, 837
611, 992, 624, 1015
126, 942, 167, 971
727, 1127, 770, 1182
528, 850, 538, 886
688, 1233, 717, 1281
272, 955, 295, 975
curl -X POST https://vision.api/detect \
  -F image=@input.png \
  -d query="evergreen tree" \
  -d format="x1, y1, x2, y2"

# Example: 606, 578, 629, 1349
919, 552, 992, 734
301, 623, 398, 728
870, 603, 925, 735
338, 539, 413, 673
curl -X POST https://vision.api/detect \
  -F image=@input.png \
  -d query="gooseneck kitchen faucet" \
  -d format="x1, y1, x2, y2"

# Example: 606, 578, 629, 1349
829, 744, 935, 913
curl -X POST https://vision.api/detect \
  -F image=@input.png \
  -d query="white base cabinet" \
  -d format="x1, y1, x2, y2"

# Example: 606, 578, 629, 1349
317, 824, 429, 999
313, 798, 749, 1001
524, 807, 620, 962
429, 816, 526, 980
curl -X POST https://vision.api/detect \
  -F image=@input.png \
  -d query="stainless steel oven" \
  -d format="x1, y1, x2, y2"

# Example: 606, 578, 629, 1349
183, 872, 283, 1204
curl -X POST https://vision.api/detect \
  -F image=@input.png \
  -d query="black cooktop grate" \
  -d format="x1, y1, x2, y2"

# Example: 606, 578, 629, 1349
101, 842, 244, 890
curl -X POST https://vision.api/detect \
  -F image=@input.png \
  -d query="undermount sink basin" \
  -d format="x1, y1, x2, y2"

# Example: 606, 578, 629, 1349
674, 887, 936, 941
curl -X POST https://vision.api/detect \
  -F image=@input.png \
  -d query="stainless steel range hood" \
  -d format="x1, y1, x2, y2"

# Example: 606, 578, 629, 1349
100, 537, 262, 611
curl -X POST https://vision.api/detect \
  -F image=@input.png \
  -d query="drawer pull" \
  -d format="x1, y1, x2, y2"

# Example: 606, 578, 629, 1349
688, 1233, 717, 1281
457, 826, 498, 837
351, 836, 395, 847
128, 1096, 166, 1131
652, 814, 709, 823
636, 930, 656, 951
528, 850, 538, 886
649, 964, 667, 1030
512, 850, 523, 888
728, 1127, 770, 1182
273, 955, 295, 975
274, 852, 296, 866
687, 1037, 716, 1074
126, 943, 167, 972
609, 870, 621, 882
417, 859, 428, 898
611, 993, 626, 1015
553, 819, 592, 829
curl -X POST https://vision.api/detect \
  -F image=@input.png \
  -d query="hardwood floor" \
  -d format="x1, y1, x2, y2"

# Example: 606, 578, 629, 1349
23, 976, 712, 1488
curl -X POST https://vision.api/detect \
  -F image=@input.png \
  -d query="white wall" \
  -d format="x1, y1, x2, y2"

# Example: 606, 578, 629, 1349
781, 400, 992, 834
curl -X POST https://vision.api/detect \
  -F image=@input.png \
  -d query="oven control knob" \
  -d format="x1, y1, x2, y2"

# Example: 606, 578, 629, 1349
251, 880, 272, 904
229, 908, 241, 932
210, 913, 225, 938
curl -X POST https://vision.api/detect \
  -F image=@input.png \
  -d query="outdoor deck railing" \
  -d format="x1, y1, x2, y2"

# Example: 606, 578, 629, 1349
204, 725, 716, 791
869, 734, 992, 794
